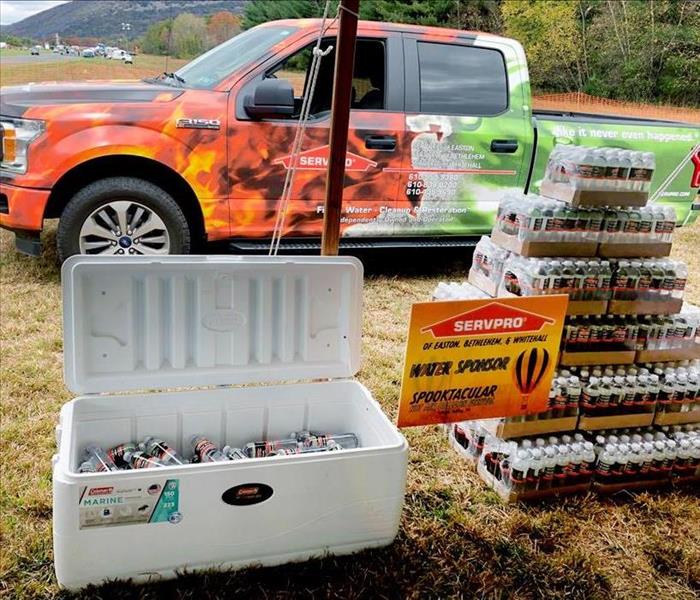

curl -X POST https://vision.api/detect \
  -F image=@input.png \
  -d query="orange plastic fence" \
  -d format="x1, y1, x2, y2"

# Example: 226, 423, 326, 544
533, 92, 700, 125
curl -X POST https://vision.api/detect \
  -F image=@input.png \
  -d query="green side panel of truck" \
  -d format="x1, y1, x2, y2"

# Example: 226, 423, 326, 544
530, 117, 700, 225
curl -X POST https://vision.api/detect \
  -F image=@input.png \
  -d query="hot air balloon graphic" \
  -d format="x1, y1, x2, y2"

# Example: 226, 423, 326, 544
513, 347, 550, 412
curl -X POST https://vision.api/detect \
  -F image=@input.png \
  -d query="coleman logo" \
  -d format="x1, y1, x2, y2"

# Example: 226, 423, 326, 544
421, 302, 555, 338
176, 118, 221, 130
273, 145, 378, 171
88, 486, 114, 496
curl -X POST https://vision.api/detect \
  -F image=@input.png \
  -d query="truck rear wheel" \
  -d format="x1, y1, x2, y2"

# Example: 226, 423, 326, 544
57, 177, 190, 262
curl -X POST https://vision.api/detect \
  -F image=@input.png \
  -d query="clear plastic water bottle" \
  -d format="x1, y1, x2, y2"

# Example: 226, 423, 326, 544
590, 148, 608, 191
139, 436, 183, 466
673, 261, 688, 300
190, 435, 228, 463
638, 207, 654, 243
106, 442, 137, 469
509, 449, 530, 493
617, 150, 632, 191
222, 446, 247, 461
245, 438, 301, 458
603, 148, 620, 190
595, 444, 617, 482
575, 148, 596, 190
641, 152, 655, 192
629, 151, 646, 191
124, 450, 164, 469
566, 376, 581, 417
299, 432, 359, 449
80, 445, 118, 472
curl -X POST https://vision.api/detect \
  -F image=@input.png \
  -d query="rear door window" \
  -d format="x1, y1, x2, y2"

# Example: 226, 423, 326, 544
417, 42, 507, 116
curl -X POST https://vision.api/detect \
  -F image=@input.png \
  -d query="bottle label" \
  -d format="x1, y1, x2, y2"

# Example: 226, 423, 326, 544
590, 165, 606, 178
639, 220, 653, 234
606, 219, 621, 233
584, 276, 598, 290
576, 164, 595, 178
629, 168, 646, 181
596, 462, 612, 476
623, 220, 640, 233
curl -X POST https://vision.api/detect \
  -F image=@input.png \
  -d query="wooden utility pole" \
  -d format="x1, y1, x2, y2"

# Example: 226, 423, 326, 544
321, 0, 360, 256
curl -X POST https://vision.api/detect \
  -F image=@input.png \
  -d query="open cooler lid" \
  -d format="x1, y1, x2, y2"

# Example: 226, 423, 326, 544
62, 255, 363, 395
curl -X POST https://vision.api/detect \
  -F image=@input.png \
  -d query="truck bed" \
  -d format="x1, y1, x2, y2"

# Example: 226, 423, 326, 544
533, 109, 700, 129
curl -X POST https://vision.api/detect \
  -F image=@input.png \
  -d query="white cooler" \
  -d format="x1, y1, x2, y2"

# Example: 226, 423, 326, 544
53, 255, 408, 590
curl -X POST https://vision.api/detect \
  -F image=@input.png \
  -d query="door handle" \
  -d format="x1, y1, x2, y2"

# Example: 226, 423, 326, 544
490, 139, 519, 153
365, 135, 396, 151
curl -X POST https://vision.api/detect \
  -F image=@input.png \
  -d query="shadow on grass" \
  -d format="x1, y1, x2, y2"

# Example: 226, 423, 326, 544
2, 228, 474, 283
54, 520, 611, 600
352, 247, 474, 278
0, 226, 61, 285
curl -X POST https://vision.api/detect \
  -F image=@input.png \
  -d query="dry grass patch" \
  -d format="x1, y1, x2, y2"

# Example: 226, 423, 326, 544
1, 221, 699, 599
0, 54, 187, 86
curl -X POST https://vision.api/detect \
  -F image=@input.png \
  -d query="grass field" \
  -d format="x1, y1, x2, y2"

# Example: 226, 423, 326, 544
0, 53, 187, 86
0, 48, 30, 57
1, 55, 699, 599
1, 222, 699, 600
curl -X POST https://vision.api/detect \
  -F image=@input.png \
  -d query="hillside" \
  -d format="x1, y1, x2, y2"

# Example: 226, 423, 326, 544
2, 0, 249, 40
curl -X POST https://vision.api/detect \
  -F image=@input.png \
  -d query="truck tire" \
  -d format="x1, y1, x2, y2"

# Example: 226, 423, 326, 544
57, 177, 190, 262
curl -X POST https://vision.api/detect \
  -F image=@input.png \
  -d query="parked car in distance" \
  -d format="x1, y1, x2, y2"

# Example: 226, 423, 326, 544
123, 53, 133, 64
30, 46, 41, 55
81, 48, 95, 58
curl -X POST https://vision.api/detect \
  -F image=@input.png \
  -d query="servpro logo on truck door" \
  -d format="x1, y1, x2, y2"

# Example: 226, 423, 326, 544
273, 145, 378, 172
398, 296, 568, 427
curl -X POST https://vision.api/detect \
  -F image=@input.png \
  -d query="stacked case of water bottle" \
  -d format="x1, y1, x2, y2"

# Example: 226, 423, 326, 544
450, 422, 700, 501
441, 144, 700, 499
52, 256, 408, 590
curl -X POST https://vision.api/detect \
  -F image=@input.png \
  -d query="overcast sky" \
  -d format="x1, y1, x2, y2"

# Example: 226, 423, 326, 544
1, 0, 70, 26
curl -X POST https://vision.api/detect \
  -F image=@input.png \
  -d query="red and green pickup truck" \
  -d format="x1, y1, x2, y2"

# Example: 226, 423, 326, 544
1, 18, 699, 259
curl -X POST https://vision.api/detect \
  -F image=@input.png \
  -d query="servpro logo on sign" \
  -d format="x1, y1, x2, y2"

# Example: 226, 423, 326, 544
421, 303, 555, 337
398, 295, 568, 427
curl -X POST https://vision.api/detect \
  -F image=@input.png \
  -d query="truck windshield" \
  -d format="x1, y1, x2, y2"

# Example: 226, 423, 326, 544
174, 25, 298, 89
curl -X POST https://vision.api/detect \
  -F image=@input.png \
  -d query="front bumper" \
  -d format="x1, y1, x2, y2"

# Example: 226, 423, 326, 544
0, 180, 50, 232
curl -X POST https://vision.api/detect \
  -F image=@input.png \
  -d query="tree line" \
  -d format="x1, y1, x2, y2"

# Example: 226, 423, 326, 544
140, 11, 241, 59
139, 0, 699, 106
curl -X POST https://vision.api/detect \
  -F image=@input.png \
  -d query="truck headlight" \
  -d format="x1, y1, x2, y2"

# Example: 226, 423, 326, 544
0, 118, 45, 174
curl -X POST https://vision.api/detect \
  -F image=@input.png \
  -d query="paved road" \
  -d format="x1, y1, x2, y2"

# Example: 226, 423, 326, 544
0, 53, 80, 65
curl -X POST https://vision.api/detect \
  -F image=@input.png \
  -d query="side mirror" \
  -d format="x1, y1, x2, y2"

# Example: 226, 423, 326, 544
244, 79, 294, 119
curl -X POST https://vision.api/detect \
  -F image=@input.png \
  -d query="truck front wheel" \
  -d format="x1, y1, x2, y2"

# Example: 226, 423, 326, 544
57, 177, 190, 262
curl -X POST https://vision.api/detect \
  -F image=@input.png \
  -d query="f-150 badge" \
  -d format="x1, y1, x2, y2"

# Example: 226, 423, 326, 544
176, 118, 221, 130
